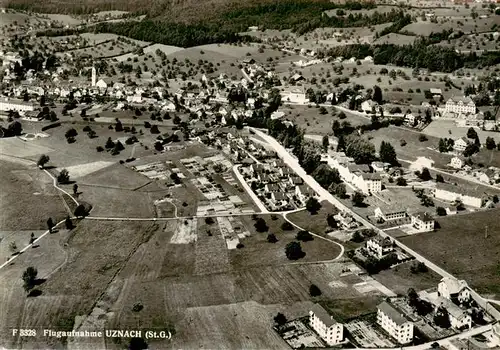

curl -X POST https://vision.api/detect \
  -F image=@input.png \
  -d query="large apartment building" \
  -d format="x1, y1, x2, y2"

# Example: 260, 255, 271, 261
377, 301, 414, 344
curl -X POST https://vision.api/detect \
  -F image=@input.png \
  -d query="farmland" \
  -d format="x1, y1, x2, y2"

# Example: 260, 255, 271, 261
400, 208, 500, 299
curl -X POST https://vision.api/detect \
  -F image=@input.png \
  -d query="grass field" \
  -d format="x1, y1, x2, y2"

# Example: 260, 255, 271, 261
0, 160, 68, 230
286, 201, 339, 234
374, 261, 442, 295
78, 163, 150, 190
400, 208, 500, 299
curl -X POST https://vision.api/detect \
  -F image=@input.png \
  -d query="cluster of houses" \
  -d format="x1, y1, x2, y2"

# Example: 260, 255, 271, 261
308, 276, 479, 347
322, 152, 384, 195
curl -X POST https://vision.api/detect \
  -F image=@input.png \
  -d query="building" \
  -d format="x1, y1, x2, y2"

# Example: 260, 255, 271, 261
295, 185, 315, 203
352, 172, 382, 194
280, 89, 309, 104
445, 96, 476, 115
361, 100, 378, 114
437, 297, 472, 330
91, 66, 97, 87
450, 156, 465, 169
366, 236, 394, 258
96, 79, 108, 89
0, 98, 35, 113
377, 301, 414, 344
309, 303, 344, 346
374, 205, 407, 221
430, 88, 442, 96
434, 182, 483, 208
453, 137, 472, 152
438, 277, 470, 303
410, 212, 435, 232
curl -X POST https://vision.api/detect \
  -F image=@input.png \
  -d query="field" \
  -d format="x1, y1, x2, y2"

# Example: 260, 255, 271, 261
0, 160, 68, 230
400, 207, 500, 299
286, 201, 339, 235
373, 261, 442, 295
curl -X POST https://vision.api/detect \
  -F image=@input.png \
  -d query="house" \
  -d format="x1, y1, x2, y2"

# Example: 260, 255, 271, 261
271, 192, 287, 203
361, 100, 378, 114
0, 98, 35, 113
450, 156, 465, 169
410, 212, 434, 232
433, 182, 483, 208
95, 79, 108, 89
265, 184, 280, 192
445, 96, 476, 115
290, 73, 305, 82
430, 88, 442, 96
377, 301, 414, 344
242, 58, 255, 65
280, 89, 309, 104
374, 205, 407, 221
295, 185, 315, 203
437, 297, 472, 330
371, 161, 386, 173
288, 176, 303, 186
352, 173, 382, 195
279, 167, 293, 177
453, 137, 472, 152
366, 236, 394, 258
438, 277, 470, 303
309, 303, 344, 346
271, 111, 285, 120
405, 113, 416, 125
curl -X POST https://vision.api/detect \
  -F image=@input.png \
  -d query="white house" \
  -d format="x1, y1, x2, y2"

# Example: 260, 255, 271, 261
450, 156, 465, 169
95, 79, 108, 89
374, 205, 407, 221
295, 185, 315, 204
0, 98, 35, 113
445, 96, 476, 115
361, 100, 378, 114
309, 303, 344, 346
437, 297, 472, 330
453, 137, 472, 152
405, 113, 416, 125
366, 236, 394, 258
434, 183, 483, 208
352, 173, 382, 194
410, 212, 434, 232
377, 302, 414, 344
438, 277, 470, 303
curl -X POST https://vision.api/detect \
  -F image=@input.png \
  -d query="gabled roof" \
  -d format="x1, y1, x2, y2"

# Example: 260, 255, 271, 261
437, 297, 468, 320
440, 277, 468, 295
378, 301, 410, 326
310, 303, 337, 327
447, 96, 474, 105
411, 211, 434, 223
370, 236, 393, 248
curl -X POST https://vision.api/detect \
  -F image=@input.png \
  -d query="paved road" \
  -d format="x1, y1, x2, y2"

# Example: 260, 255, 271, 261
232, 164, 269, 213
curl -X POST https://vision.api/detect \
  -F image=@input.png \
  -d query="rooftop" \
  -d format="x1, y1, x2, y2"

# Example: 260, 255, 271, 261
435, 181, 489, 199
448, 96, 475, 105
440, 277, 468, 295
378, 301, 410, 326
411, 211, 434, 223
310, 303, 337, 328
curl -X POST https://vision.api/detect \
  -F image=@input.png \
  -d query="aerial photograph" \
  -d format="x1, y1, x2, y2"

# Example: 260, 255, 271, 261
0, 0, 500, 349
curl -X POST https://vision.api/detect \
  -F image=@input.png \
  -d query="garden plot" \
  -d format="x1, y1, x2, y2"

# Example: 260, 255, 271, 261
217, 216, 251, 249
277, 319, 325, 349
170, 218, 197, 244
346, 320, 395, 348
132, 161, 172, 180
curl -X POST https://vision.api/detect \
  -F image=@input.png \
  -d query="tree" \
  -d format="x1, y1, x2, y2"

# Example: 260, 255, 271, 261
322, 135, 329, 151
154, 141, 164, 151
267, 233, 278, 243
7, 121, 23, 136
296, 230, 313, 242
254, 218, 269, 232
352, 191, 365, 207
379, 141, 399, 166
372, 85, 383, 104
9, 241, 18, 254
65, 128, 78, 138
419, 167, 432, 181
312, 164, 340, 188
37, 154, 50, 169
309, 284, 322, 297
345, 135, 376, 164
115, 120, 123, 132
57, 169, 70, 184
329, 182, 347, 198
73, 184, 78, 195
29, 232, 35, 245
74, 204, 90, 217
305, 197, 321, 214
281, 221, 294, 231
150, 125, 160, 134
22, 266, 38, 292
105, 137, 115, 149
65, 216, 73, 230
47, 218, 54, 233
396, 177, 407, 186
285, 241, 305, 260
467, 127, 478, 140
486, 137, 496, 150
327, 214, 338, 229
434, 307, 451, 328
274, 313, 287, 326
435, 174, 444, 183
436, 207, 447, 216
419, 134, 428, 142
